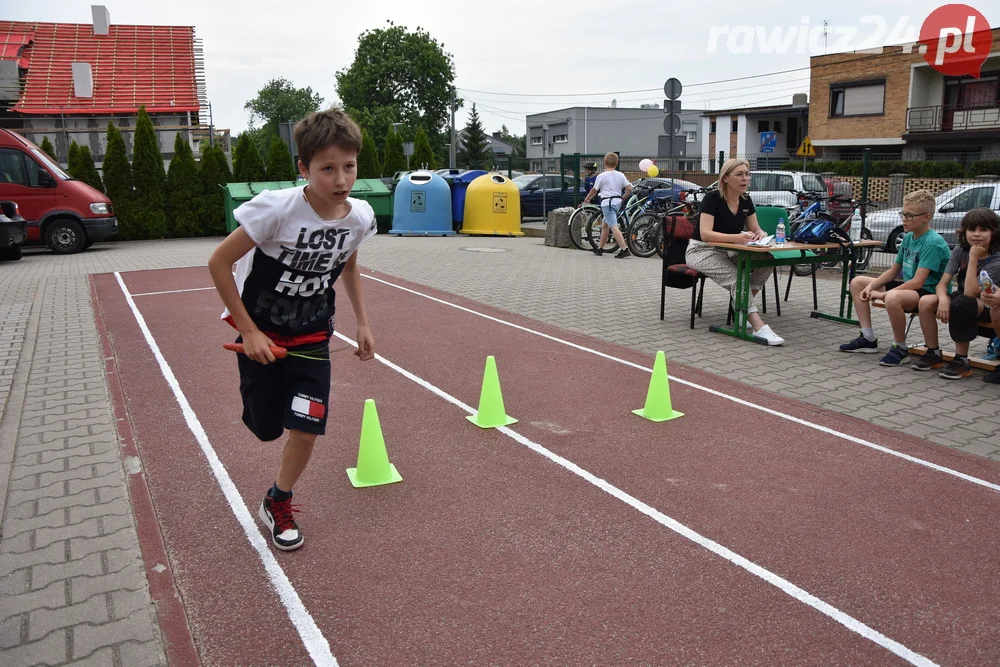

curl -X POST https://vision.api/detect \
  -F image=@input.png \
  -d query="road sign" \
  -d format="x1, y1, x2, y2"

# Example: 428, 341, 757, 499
795, 136, 816, 157
760, 132, 777, 154
663, 78, 682, 100
663, 114, 681, 135
662, 99, 681, 115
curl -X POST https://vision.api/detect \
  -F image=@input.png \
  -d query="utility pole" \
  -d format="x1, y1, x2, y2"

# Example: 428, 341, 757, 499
449, 86, 457, 169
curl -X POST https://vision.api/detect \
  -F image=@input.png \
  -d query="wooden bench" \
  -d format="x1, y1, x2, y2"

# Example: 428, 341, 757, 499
872, 300, 999, 371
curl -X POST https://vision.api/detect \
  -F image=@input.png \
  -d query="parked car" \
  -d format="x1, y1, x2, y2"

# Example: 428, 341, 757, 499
747, 170, 827, 210
512, 174, 588, 217
0, 129, 117, 253
633, 177, 702, 202
0, 199, 26, 261
865, 182, 1000, 252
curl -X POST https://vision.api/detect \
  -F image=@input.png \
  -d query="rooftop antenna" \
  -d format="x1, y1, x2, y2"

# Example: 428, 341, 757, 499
823, 19, 828, 54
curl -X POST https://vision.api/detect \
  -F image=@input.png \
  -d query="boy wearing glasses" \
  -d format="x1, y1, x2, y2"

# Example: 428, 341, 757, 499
840, 189, 950, 366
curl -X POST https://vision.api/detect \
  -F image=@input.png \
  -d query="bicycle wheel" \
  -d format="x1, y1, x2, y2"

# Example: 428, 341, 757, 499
626, 213, 661, 258
855, 227, 874, 272
568, 206, 599, 251
586, 214, 619, 252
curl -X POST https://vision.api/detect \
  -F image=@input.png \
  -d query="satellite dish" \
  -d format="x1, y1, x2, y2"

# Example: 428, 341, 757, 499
611, 98, 617, 108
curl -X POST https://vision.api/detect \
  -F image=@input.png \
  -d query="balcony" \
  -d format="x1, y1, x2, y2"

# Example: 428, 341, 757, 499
906, 104, 1000, 133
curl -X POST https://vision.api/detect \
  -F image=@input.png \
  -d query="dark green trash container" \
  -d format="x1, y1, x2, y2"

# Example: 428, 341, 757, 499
221, 179, 393, 234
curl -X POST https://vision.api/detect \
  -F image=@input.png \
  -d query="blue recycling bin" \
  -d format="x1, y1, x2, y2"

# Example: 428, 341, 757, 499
389, 170, 454, 236
450, 170, 488, 226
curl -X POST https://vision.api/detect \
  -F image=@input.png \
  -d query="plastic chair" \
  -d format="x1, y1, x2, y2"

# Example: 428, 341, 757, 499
754, 206, 818, 311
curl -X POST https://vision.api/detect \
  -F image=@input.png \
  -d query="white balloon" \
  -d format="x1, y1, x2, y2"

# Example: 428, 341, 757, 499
639, 158, 653, 171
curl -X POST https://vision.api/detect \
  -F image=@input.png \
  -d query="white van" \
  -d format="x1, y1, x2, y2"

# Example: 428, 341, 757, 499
748, 170, 827, 210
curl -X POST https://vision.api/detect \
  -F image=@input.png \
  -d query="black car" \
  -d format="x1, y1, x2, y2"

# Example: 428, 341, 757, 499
0, 200, 26, 261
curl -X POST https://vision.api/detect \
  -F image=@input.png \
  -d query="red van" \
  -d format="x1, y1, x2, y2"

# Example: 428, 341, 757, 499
0, 129, 118, 253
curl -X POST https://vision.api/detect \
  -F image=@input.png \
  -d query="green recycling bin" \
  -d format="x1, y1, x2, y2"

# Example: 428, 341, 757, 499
221, 181, 301, 233
221, 179, 394, 234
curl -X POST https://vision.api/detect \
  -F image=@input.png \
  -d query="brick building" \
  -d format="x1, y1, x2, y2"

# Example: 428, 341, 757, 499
0, 6, 221, 167
809, 27, 1000, 160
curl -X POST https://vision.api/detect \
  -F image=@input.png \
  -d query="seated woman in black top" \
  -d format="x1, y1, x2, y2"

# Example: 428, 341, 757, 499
685, 158, 784, 346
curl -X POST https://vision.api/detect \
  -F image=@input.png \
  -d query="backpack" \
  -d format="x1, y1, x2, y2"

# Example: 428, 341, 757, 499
791, 218, 850, 245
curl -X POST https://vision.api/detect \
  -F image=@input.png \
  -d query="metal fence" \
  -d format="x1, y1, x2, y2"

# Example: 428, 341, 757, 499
542, 150, 1000, 272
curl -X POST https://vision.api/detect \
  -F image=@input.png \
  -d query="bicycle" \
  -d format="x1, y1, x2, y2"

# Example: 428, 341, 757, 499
785, 191, 877, 274
628, 189, 704, 258
583, 181, 661, 253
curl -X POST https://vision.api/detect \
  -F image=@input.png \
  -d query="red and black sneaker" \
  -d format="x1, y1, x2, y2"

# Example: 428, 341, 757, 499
259, 494, 303, 551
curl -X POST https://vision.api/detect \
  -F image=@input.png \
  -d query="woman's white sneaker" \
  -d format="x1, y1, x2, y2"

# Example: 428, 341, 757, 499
753, 324, 785, 346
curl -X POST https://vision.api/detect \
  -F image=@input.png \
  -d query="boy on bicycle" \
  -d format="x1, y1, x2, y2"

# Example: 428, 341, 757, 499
581, 152, 632, 258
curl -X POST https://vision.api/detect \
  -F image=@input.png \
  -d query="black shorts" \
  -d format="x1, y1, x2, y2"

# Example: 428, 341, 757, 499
886, 280, 933, 298
235, 337, 331, 441
948, 292, 994, 343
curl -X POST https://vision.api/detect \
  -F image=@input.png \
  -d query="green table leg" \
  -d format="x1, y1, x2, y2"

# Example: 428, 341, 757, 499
811, 246, 860, 325
710, 250, 767, 344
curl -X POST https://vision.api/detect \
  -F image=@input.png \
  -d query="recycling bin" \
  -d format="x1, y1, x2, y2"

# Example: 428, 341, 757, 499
450, 169, 488, 227
389, 170, 454, 235
460, 173, 523, 236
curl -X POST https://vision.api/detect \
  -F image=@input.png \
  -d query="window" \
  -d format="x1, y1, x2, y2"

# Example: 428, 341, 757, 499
731, 119, 738, 132
0, 149, 27, 186
749, 173, 773, 191
802, 174, 826, 192
683, 122, 698, 142
773, 121, 782, 133
947, 187, 993, 212
830, 81, 885, 116
776, 174, 794, 190
530, 136, 543, 146
552, 134, 568, 143
710, 120, 717, 133
757, 120, 770, 132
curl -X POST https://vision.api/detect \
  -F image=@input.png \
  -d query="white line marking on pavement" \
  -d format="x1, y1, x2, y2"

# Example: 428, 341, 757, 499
360, 273, 1000, 495
115, 272, 337, 667
131, 287, 216, 297
332, 331, 937, 667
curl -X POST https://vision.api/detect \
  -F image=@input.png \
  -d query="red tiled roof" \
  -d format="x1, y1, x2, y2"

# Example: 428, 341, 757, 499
0, 20, 199, 115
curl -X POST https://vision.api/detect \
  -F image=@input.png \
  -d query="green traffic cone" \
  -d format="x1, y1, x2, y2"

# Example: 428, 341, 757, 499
346, 399, 403, 488
632, 351, 684, 422
466, 356, 517, 429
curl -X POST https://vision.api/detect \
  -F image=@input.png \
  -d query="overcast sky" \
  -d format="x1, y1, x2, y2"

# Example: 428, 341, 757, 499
12, 1, 999, 136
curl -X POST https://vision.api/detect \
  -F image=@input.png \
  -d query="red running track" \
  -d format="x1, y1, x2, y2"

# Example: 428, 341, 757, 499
91, 266, 1000, 666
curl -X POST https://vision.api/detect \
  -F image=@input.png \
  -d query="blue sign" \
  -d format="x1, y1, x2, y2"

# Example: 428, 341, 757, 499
760, 132, 777, 153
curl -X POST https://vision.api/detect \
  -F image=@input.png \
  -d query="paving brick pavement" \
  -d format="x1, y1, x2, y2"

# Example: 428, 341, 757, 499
0, 234, 998, 665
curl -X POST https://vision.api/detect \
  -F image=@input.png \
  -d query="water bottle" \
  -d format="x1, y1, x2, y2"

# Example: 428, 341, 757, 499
776, 218, 785, 245
850, 208, 862, 243
981, 270, 995, 308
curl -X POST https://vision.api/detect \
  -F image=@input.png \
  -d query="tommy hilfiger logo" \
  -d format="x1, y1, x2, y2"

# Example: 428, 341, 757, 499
291, 394, 326, 420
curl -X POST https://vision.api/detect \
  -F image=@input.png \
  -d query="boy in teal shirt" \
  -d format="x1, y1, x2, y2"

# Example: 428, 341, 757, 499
840, 189, 950, 366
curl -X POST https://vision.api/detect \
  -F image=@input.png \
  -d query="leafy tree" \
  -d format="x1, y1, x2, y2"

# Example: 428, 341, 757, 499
357, 128, 381, 178
166, 134, 202, 237
199, 145, 231, 236
336, 21, 456, 154
233, 133, 265, 182
131, 105, 168, 239
458, 104, 491, 170
76, 146, 104, 192
244, 77, 323, 138
103, 123, 135, 239
265, 135, 297, 181
68, 141, 82, 176
410, 126, 437, 170
40, 136, 57, 161
382, 127, 407, 176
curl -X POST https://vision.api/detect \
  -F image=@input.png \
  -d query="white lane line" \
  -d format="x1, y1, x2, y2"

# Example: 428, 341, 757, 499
332, 331, 936, 667
131, 287, 216, 297
114, 272, 337, 667
360, 273, 1000, 495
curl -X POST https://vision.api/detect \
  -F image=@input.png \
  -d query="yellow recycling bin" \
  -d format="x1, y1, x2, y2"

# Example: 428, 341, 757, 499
459, 173, 523, 237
